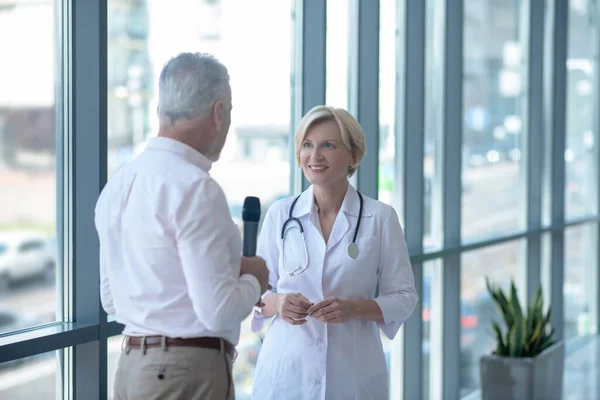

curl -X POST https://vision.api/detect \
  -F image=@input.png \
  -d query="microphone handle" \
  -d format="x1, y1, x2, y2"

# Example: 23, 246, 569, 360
243, 221, 259, 257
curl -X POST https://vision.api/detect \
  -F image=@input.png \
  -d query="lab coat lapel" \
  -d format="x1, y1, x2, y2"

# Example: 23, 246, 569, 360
325, 186, 356, 253
294, 186, 327, 246
293, 186, 314, 219
326, 211, 350, 253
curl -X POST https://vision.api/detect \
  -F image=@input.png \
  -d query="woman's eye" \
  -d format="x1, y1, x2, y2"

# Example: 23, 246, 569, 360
302, 142, 311, 148
325, 143, 334, 148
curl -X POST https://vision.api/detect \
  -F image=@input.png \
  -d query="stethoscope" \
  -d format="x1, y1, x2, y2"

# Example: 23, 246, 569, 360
280, 190, 364, 276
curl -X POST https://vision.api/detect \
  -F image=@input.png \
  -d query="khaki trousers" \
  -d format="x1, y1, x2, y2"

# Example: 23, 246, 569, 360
113, 337, 234, 400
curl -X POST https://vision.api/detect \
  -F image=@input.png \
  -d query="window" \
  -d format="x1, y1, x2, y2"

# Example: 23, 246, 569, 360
460, 239, 525, 397
378, 0, 399, 391
108, 335, 123, 399
422, 260, 438, 400
0, 0, 62, 335
462, 0, 527, 242
18, 240, 44, 253
0, 310, 17, 328
0, 350, 62, 399
564, 224, 597, 339
378, 0, 399, 207
326, 0, 351, 109
424, 0, 445, 250
565, 0, 598, 220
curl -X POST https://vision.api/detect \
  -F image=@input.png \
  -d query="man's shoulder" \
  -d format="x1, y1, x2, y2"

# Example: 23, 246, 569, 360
135, 152, 215, 188
95, 156, 216, 208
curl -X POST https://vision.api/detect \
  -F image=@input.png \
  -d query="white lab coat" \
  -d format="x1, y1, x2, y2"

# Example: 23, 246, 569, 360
251, 184, 419, 400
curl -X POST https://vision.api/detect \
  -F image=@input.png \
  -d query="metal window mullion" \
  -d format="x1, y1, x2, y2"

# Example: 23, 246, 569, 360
56, 0, 69, 395
353, 0, 379, 199
545, 0, 568, 341
72, 0, 108, 398
348, 0, 359, 120
55, 0, 67, 327
524, 0, 545, 305
346, 0, 359, 190
439, 0, 462, 399
397, 0, 425, 399
0, 324, 99, 363
594, 0, 600, 337
293, 0, 326, 193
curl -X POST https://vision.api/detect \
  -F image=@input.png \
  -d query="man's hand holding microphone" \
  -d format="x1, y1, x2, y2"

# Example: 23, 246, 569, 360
240, 196, 270, 307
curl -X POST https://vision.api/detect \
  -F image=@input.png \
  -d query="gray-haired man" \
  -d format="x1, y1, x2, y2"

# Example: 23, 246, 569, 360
95, 52, 270, 400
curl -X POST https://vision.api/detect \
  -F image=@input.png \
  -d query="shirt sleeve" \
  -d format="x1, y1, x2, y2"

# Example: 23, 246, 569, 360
374, 205, 419, 339
251, 205, 280, 333
99, 244, 116, 316
176, 178, 261, 332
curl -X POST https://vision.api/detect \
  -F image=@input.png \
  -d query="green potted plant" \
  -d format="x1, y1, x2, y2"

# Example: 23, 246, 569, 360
480, 278, 564, 400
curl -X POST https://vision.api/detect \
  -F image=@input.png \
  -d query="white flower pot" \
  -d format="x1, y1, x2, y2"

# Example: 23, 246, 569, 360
480, 340, 564, 400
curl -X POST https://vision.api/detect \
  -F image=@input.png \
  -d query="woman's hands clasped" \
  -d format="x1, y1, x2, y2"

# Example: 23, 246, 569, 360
308, 297, 354, 324
276, 293, 313, 325
276, 294, 356, 325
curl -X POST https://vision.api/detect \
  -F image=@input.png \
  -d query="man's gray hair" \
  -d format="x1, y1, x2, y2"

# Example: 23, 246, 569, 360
158, 52, 230, 122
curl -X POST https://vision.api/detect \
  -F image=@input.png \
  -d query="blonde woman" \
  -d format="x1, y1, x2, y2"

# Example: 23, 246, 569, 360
251, 105, 418, 400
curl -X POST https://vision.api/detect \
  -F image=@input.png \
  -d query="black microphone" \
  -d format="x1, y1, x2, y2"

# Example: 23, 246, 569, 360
242, 196, 261, 256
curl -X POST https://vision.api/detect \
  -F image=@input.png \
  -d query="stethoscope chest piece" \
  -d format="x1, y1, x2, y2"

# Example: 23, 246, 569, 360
347, 242, 359, 259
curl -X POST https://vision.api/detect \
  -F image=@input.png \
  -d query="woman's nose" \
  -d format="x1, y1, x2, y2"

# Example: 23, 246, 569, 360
311, 149, 324, 160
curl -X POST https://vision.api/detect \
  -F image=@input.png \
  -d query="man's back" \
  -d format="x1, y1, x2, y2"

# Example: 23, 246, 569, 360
104, 52, 270, 400
95, 137, 260, 344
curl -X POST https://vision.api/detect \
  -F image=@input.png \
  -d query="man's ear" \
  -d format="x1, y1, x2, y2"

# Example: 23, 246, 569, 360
213, 101, 224, 131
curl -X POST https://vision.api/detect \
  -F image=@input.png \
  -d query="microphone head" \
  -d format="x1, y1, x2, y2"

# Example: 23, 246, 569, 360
242, 196, 261, 222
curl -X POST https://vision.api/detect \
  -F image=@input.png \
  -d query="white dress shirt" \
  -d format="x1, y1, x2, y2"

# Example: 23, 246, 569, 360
95, 137, 261, 345
251, 184, 418, 400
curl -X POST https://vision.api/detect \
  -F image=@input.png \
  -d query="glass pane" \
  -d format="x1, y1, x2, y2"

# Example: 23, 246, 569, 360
424, 0, 445, 250
378, 0, 398, 209
422, 260, 436, 400
462, 1, 526, 241
108, 335, 123, 399
0, 351, 60, 399
378, 1, 400, 396
326, 0, 350, 109
0, 0, 61, 334
107, 0, 155, 175
564, 224, 598, 340
107, 0, 294, 397
460, 239, 524, 397
565, 0, 598, 220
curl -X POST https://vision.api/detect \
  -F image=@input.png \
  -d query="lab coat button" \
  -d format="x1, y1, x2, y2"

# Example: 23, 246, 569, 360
315, 379, 321, 385
316, 337, 322, 343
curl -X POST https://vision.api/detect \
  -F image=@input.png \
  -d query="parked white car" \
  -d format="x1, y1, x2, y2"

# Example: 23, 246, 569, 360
0, 231, 56, 290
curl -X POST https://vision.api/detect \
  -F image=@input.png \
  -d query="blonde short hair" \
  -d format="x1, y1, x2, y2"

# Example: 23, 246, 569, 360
294, 105, 366, 177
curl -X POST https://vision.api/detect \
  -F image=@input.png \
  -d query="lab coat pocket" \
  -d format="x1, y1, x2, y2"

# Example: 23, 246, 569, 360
349, 236, 380, 267
343, 236, 380, 287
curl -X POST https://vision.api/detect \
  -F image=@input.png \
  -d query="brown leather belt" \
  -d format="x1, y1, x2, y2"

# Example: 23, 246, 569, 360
126, 336, 237, 361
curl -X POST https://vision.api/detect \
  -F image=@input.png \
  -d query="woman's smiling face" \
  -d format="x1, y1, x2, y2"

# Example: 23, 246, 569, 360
299, 119, 354, 187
